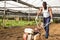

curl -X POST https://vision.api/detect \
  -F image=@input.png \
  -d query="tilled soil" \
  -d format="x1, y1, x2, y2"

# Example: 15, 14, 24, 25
0, 23, 60, 40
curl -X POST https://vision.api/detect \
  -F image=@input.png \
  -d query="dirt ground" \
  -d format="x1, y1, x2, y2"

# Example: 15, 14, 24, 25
0, 23, 60, 40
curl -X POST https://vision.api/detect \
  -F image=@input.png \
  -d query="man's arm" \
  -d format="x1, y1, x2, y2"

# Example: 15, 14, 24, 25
49, 7, 53, 19
49, 7, 53, 22
37, 8, 42, 16
35, 8, 42, 20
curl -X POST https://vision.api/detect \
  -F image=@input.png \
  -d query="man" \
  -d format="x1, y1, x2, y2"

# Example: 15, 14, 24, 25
35, 1, 53, 39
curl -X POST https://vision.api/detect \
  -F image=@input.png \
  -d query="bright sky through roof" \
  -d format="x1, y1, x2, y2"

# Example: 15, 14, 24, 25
21, 0, 60, 7
0, 1, 38, 13
0, 1, 28, 7
0, 0, 60, 13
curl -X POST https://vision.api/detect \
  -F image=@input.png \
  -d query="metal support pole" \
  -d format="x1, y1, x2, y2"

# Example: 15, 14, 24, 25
17, 0, 18, 2
3, 0, 6, 27
28, 7, 31, 21
28, 13, 30, 21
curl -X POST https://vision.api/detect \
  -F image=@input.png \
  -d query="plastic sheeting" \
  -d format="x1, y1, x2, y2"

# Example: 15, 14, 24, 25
0, 1, 38, 13
21, 0, 60, 7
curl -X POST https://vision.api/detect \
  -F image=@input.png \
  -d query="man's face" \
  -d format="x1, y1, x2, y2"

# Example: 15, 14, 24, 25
43, 3, 46, 7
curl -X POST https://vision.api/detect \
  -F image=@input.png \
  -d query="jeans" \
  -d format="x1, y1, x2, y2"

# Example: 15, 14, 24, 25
43, 16, 50, 39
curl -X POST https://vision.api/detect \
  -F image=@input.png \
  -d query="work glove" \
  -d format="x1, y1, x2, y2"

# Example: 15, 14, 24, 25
50, 19, 53, 23
35, 16, 38, 21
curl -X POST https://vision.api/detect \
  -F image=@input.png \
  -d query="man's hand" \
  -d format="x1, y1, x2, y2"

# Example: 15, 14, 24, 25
50, 19, 53, 23
35, 16, 38, 21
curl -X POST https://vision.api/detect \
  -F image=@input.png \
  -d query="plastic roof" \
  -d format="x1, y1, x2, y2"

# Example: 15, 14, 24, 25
0, 1, 37, 13
21, 0, 60, 7
0, 1, 37, 10
0, 1, 28, 7
0, 1, 60, 13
